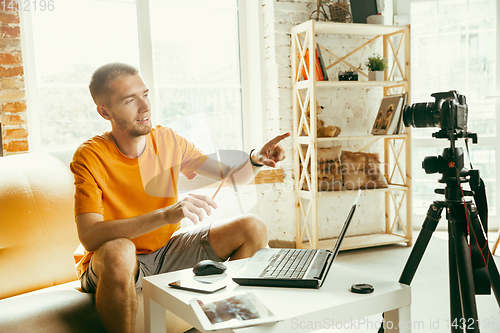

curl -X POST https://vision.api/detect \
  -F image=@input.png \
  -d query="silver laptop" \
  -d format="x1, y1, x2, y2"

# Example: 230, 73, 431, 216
232, 190, 361, 288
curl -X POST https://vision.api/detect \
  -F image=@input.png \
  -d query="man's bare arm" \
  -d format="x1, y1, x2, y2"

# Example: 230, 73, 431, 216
194, 132, 291, 185
76, 193, 218, 252
194, 156, 257, 186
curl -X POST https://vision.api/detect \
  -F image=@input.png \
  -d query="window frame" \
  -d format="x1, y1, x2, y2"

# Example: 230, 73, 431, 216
238, 0, 266, 151
19, 9, 41, 152
496, 0, 500, 231
20, 0, 264, 154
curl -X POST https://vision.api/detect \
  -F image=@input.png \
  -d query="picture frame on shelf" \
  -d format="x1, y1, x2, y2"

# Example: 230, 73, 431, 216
371, 94, 404, 135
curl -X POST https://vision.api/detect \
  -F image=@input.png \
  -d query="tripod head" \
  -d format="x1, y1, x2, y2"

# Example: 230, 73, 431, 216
422, 128, 479, 203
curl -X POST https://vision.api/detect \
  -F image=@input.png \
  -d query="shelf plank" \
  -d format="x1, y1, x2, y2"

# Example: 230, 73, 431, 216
297, 134, 408, 144
319, 80, 408, 88
178, 168, 283, 192
314, 22, 407, 36
251, 168, 284, 185
294, 80, 408, 90
319, 185, 408, 197
292, 21, 407, 37
297, 233, 409, 251
298, 185, 408, 199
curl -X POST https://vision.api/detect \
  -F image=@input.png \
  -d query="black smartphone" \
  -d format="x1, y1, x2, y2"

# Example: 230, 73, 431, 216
168, 279, 227, 294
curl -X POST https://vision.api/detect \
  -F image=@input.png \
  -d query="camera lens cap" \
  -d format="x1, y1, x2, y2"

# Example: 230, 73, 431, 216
350, 283, 374, 294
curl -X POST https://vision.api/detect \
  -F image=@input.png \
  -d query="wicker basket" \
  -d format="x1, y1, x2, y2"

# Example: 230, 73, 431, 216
328, 3, 352, 23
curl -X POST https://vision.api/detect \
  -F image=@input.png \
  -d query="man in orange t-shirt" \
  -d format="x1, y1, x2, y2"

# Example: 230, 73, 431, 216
71, 62, 290, 333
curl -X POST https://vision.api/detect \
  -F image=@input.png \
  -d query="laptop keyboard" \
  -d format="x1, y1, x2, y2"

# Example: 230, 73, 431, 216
259, 249, 317, 279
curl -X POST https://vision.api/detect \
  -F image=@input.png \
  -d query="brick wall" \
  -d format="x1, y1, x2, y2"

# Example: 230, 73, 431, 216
258, 0, 311, 242
0, 9, 27, 156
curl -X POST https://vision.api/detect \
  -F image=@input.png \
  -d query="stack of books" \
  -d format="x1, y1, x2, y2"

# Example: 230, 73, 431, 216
300, 43, 329, 81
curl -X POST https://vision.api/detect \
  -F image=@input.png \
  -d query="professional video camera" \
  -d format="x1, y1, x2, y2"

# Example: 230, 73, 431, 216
402, 90, 468, 132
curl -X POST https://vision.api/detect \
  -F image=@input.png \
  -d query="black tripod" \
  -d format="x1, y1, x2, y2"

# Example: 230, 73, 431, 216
393, 132, 500, 332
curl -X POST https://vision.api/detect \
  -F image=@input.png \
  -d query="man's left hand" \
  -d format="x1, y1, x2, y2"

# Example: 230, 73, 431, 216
252, 132, 291, 168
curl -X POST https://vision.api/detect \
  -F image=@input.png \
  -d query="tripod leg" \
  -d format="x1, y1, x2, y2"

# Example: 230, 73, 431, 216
486, 250, 500, 306
399, 202, 443, 285
468, 208, 500, 306
449, 215, 480, 332
378, 203, 443, 333
448, 226, 462, 333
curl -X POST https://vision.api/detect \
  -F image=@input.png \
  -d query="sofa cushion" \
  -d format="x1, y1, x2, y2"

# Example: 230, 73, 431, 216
0, 287, 105, 333
0, 152, 80, 299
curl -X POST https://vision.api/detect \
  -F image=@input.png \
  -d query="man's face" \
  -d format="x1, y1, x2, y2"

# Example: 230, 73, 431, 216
103, 74, 152, 137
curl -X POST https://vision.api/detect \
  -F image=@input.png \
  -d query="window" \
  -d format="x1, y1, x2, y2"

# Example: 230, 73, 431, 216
23, 0, 246, 153
148, 0, 243, 152
410, 0, 497, 228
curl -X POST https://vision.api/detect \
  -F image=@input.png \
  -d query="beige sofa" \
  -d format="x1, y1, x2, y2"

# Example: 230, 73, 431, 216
0, 151, 192, 333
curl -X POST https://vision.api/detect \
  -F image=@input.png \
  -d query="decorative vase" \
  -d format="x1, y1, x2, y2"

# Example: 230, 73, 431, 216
368, 71, 385, 81
367, 14, 385, 25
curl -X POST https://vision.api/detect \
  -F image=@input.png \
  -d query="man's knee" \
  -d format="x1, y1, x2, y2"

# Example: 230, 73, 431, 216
237, 214, 268, 242
94, 238, 137, 282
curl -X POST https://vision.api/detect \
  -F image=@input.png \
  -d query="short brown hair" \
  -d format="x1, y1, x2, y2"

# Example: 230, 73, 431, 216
89, 63, 139, 105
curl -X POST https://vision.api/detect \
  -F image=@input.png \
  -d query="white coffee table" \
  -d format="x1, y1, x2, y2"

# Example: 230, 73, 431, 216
143, 259, 411, 333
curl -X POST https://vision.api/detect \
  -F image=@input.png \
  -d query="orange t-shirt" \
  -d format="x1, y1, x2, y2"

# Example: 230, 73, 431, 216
71, 126, 208, 278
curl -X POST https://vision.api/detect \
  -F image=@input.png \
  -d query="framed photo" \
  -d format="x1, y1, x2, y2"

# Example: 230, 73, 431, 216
190, 291, 280, 331
371, 94, 404, 135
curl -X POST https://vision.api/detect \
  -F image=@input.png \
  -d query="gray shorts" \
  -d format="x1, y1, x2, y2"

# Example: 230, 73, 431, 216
80, 223, 223, 293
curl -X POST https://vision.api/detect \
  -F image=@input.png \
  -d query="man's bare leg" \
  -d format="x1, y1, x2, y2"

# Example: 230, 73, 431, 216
91, 238, 139, 333
209, 213, 268, 261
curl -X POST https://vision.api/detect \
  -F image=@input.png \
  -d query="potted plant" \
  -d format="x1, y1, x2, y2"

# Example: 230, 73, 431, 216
366, 54, 387, 81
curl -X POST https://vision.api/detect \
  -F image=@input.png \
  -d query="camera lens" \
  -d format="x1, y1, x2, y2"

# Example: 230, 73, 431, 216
403, 102, 439, 128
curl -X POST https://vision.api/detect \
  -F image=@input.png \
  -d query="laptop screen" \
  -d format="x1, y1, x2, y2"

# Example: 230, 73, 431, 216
318, 190, 361, 287
330, 190, 361, 254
